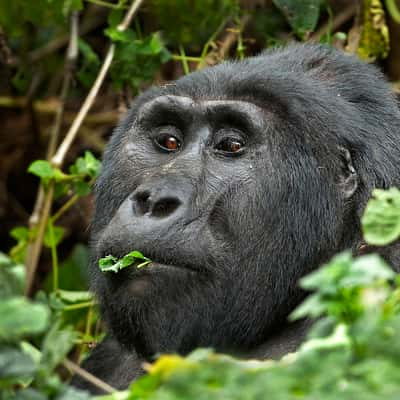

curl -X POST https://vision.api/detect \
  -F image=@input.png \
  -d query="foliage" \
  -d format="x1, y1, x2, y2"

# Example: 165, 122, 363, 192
105, 28, 171, 91
99, 251, 151, 273
151, 0, 239, 49
362, 188, 400, 246
357, 0, 390, 61
0, 253, 90, 399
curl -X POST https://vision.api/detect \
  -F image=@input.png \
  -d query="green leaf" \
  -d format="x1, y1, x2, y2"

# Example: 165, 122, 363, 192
108, 31, 171, 91
77, 39, 101, 88
0, 298, 49, 341
10, 388, 48, 400
342, 254, 395, 287
43, 244, 89, 292
10, 226, 29, 242
28, 160, 55, 180
9, 226, 36, 263
43, 224, 65, 248
99, 251, 151, 273
69, 151, 101, 180
362, 188, 400, 246
0, 253, 25, 298
272, 0, 323, 38
39, 323, 77, 374
56, 386, 92, 400
0, 344, 37, 386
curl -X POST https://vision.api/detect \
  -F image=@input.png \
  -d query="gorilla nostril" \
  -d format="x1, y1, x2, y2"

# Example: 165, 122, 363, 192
133, 191, 151, 215
151, 197, 181, 218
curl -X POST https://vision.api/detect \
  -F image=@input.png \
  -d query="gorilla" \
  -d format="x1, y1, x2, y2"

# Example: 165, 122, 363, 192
73, 43, 400, 392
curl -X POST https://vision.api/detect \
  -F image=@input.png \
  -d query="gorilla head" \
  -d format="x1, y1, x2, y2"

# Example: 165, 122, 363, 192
89, 44, 400, 362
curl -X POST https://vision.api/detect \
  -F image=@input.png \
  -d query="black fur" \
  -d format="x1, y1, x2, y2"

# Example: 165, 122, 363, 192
72, 44, 400, 393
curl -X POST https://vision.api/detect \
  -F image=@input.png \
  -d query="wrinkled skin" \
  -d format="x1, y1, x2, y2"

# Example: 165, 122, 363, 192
73, 44, 400, 393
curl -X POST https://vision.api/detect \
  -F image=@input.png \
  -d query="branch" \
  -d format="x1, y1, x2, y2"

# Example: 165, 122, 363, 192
51, 0, 145, 167
63, 359, 116, 394
25, 12, 79, 295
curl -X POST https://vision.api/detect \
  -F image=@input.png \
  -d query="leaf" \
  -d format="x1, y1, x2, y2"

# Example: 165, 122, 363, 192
342, 254, 395, 287
0, 344, 37, 386
28, 160, 55, 180
43, 224, 65, 248
108, 31, 171, 91
10, 388, 48, 400
0, 298, 49, 341
69, 151, 101, 181
99, 251, 151, 273
362, 188, 400, 246
55, 386, 92, 400
10, 226, 29, 242
77, 39, 101, 88
272, 0, 323, 38
39, 323, 77, 374
104, 27, 136, 43
43, 244, 89, 292
0, 253, 25, 298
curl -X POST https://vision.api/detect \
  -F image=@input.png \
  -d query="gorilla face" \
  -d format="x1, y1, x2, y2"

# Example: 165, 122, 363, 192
90, 44, 400, 359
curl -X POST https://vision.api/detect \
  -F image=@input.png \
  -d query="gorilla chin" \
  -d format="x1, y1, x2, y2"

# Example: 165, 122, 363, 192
73, 43, 400, 394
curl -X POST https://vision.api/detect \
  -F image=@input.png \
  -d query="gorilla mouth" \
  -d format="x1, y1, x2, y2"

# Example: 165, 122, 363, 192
97, 250, 197, 276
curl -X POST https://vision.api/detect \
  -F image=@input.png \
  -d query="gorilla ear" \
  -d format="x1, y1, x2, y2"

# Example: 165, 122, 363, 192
337, 146, 358, 199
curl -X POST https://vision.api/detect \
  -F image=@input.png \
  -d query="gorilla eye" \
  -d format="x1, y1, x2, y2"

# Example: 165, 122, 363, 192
216, 137, 245, 155
155, 134, 181, 152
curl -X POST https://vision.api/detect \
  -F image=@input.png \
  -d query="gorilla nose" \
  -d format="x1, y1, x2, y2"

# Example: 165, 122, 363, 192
132, 189, 182, 218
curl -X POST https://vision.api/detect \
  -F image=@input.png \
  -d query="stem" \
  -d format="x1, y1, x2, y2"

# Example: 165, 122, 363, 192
52, 194, 79, 223
85, 306, 93, 338
172, 55, 202, 62
386, 0, 400, 23
64, 301, 95, 311
47, 219, 59, 292
63, 358, 116, 394
198, 18, 228, 68
25, 13, 79, 295
24, 184, 54, 295
179, 45, 190, 75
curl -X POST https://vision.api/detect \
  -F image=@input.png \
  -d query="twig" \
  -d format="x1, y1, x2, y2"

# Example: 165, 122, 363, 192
52, 0, 145, 168
24, 13, 80, 295
52, 194, 80, 222
199, 15, 251, 68
179, 44, 190, 75
62, 358, 116, 394
25, 1, 145, 295
47, 11, 79, 160
311, 3, 359, 41
25, 185, 54, 295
